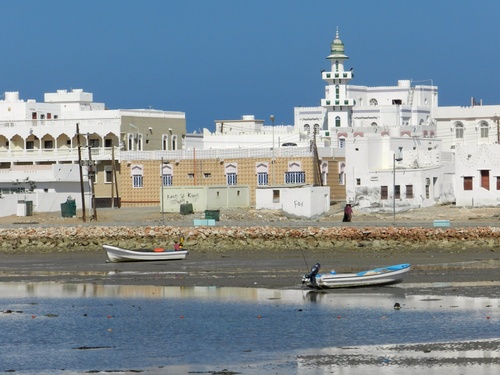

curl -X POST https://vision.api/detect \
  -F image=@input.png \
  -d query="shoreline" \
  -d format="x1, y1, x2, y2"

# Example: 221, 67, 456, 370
2, 224, 500, 253
0, 205, 499, 298
0, 247, 499, 299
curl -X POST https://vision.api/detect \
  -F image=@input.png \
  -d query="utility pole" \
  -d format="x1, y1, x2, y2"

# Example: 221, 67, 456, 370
76, 123, 86, 222
312, 127, 322, 186
270, 115, 275, 185
496, 115, 499, 144
110, 141, 120, 209
87, 140, 97, 221
110, 141, 115, 209
393, 153, 403, 225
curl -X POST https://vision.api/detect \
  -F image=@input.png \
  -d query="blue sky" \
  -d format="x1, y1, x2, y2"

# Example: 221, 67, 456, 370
2, 1, 500, 133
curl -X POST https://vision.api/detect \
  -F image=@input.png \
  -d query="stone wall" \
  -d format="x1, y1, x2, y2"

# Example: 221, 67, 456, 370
1, 225, 500, 253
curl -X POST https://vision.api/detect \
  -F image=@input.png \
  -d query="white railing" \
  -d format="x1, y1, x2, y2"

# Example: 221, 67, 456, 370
121, 146, 341, 161
1, 145, 343, 164
0, 147, 119, 162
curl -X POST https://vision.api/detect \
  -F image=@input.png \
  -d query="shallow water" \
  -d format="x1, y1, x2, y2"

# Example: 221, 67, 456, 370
0, 283, 498, 374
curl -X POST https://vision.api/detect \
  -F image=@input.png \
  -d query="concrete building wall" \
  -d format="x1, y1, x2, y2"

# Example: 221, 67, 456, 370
282, 186, 330, 218
159, 185, 250, 213
224, 186, 251, 208
434, 105, 500, 151
256, 185, 330, 218
161, 186, 208, 212
453, 144, 500, 206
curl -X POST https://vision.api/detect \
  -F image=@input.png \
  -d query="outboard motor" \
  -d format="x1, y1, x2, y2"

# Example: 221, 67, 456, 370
305, 263, 321, 286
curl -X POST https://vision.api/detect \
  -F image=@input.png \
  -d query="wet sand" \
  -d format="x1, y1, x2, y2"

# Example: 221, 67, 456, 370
0, 246, 498, 298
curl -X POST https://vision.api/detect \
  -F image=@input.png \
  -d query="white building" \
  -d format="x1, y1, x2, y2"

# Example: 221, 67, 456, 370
451, 144, 500, 206
190, 29, 500, 210
434, 103, 500, 150
343, 135, 455, 211
196, 115, 307, 150
296, 30, 438, 150
0, 89, 186, 217
432, 103, 500, 207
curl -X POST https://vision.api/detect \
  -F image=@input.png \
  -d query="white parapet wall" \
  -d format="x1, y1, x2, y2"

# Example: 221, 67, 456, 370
256, 185, 330, 219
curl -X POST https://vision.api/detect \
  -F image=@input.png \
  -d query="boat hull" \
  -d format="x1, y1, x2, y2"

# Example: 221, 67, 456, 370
103, 244, 188, 263
302, 263, 410, 289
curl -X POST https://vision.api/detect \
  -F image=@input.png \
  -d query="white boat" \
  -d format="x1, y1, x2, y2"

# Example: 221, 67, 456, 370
103, 244, 188, 263
302, 263, 410, 289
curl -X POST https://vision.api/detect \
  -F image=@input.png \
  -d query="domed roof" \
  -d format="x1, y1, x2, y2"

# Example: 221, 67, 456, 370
327, 27, 348, 60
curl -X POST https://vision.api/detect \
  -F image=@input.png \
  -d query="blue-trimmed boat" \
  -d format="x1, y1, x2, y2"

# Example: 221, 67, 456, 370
302, 263, 410, 289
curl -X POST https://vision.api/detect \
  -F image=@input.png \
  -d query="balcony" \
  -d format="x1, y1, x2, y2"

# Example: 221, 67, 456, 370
321, 98, 354, 107
322, 71, 353, 81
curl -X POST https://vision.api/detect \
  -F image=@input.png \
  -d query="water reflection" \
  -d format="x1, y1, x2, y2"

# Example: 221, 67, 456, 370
2, 282, 498, 312
0, 282, 498, 374
297, 340, 500, 375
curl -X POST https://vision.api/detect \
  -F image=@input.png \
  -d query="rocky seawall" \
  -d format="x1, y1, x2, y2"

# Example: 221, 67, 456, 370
1, 225, 500, 253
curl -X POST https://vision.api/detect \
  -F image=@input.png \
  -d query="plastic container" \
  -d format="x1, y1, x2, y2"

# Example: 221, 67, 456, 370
204, 209, 220, 221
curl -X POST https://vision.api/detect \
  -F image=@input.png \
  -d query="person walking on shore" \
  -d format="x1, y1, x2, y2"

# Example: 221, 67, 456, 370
342, 204, 353, 222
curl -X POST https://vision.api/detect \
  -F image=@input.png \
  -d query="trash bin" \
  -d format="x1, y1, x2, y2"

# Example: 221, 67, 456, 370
25, 201, 33, 216
61, 198, 77, 218
205, 209, 220, 221
180, 203, 193, 215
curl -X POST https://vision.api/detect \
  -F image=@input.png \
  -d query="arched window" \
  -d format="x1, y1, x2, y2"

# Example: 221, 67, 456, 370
369, 98, 378, 106
335, 116, 341, 127
172, 135, 177, 150
137, 135, 143, 151
128, 134, 135, 150
339, 137, 345, 149
335, 61, 339, 72
478, 122, 489, 138
371, 122, 378, 127
162, 135, 169, 150
313, 124, 320, 134
304, 124, 310, 135
454, 122, 464, 139
335, 85, 340, 99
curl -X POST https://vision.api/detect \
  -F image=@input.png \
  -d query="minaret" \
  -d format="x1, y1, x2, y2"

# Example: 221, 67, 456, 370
321, 28, 354, 130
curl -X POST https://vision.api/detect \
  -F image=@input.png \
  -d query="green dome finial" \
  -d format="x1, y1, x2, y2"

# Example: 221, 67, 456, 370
330, 27, 344, 54
327, 27, 348, 60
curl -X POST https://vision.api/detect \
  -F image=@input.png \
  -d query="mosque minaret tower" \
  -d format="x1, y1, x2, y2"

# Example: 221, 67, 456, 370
321, 28, 354, 130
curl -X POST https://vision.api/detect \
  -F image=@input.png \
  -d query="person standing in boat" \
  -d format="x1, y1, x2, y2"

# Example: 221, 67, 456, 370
173, 241, 181, 251
307, 263, 321, 287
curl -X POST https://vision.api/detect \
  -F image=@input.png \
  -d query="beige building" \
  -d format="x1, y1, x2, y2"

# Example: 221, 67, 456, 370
118, 147, 346, 208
